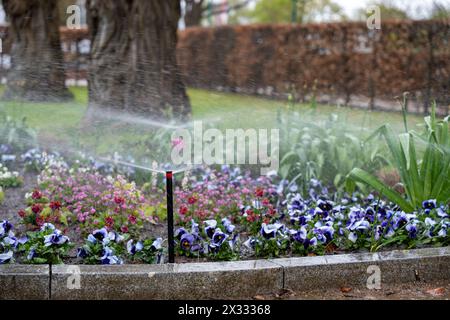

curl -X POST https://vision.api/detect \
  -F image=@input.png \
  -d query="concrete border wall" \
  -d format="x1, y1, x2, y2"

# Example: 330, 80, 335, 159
1, 247, 449, 300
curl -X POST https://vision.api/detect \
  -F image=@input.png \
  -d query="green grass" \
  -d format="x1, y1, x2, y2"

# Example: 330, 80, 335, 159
0, 86, 422, 136
190, 89, 422, 131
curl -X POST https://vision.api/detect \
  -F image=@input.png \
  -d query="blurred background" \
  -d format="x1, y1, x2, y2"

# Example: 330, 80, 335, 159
0, 0, 448, 115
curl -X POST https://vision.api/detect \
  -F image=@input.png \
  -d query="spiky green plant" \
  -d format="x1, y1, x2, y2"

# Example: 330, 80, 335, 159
349, 103, 450, 211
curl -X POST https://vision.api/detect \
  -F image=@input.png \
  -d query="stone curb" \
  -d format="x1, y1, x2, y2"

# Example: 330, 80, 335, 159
0, 265, 50, 300
270, 247, 450, 291
1, 247, 449, 300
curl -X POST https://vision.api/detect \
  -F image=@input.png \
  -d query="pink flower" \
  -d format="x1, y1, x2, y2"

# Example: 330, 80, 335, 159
128, 215, 137, 225
172, 137, 184, 148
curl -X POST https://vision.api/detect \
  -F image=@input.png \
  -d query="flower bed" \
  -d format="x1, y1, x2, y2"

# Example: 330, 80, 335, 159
0, 148, 448, 266
0, 108, 449, 265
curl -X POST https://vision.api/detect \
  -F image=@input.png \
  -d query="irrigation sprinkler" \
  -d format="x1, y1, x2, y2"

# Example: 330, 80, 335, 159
166, 171, 175, 263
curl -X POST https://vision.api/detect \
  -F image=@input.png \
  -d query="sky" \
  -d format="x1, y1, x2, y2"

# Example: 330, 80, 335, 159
335, 0, 447, 19
0, 0, 446, 24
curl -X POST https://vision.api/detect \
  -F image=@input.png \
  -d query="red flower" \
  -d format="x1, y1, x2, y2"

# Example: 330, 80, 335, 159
49, 201, 62, 211
120, 225, 129, 233
31, 204, 42, 214
262, 198, 270, 206
105, 216, 114, 228
128, 215, 137, 225
188, 196, 197, 205
245, 209, 256, 222
179, 206, 188, 215
35, 215, 44, 226
32, 190, 42, 200
114, 196, 125, 205
255, 188, 264, 198
18, 209, 26, 218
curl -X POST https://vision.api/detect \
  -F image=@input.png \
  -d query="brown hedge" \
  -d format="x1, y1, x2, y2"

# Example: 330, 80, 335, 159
177, 20, 450, 112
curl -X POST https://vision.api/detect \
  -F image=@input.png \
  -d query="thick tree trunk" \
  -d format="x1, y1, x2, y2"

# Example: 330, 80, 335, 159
86, 0, 191, 121
2, 0, 73, 102
185, 0, 204, 27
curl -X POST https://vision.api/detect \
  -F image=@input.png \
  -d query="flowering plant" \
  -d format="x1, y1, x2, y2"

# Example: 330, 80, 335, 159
127, 238, 164, 264
244, 223, 292, 258
175, 218, 240, 261
19, 190, 71, 230
20, 223, 72, 264
1, 220, 28, 264
21, 149, 69, 173
175, 166, 278, 232
0, 163, 23, 188
242, 184, 450, 258
37, 168, 155, 236
76, 228, 126, 265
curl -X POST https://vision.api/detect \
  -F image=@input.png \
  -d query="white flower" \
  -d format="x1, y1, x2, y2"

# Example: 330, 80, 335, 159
348, 232, 357, 243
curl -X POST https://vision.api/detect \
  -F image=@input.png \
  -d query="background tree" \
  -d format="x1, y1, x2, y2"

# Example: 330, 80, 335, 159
245, 0, 345, 24
2, 0, 73, 102
184, 0, 253, 27
357, 1, 409, 21
429, 1, 450, 19
184, 0, 204, 27
86, 0, 191, 121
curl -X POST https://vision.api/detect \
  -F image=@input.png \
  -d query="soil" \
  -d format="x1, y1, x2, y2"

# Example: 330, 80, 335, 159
0, 169, 36, 234
250, 281, 450, 300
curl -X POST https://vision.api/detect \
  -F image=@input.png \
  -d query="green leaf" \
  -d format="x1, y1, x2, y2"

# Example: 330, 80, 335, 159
349, 168, 414, 212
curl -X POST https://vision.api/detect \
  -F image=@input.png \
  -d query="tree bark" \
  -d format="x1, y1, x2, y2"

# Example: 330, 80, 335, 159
85, 0, 191, 121
2, 0, 73, 102
185, 0, 204, 27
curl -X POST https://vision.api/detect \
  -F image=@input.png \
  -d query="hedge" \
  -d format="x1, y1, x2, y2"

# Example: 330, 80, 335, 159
177, 20, 449, 113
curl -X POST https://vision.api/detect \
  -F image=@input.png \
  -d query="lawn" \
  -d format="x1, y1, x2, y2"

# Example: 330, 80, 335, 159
0, 86, 422, 134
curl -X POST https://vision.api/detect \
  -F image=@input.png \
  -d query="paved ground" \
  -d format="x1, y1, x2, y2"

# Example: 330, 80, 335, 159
252, 281, 450, 300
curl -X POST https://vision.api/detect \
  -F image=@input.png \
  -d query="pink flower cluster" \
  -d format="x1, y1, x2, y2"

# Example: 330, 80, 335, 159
174, 167, 278, 229
37, 168, 155, 236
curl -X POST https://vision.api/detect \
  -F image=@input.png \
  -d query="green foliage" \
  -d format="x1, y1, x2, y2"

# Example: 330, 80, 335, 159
253, 236, 290, 258
278, 100, 387, 195
127, 238, 164, 264
350, 103, 450, 211
430, 1, 450, 19
0, 112, 37, 152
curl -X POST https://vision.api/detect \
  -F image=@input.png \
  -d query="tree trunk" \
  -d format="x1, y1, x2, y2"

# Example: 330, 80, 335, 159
85, 0, 191, 121
185, 0, 204, 27
2, 0, 73, 102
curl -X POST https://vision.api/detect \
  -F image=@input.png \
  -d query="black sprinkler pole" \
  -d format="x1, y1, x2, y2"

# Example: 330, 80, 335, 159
166, 171, 175, 263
